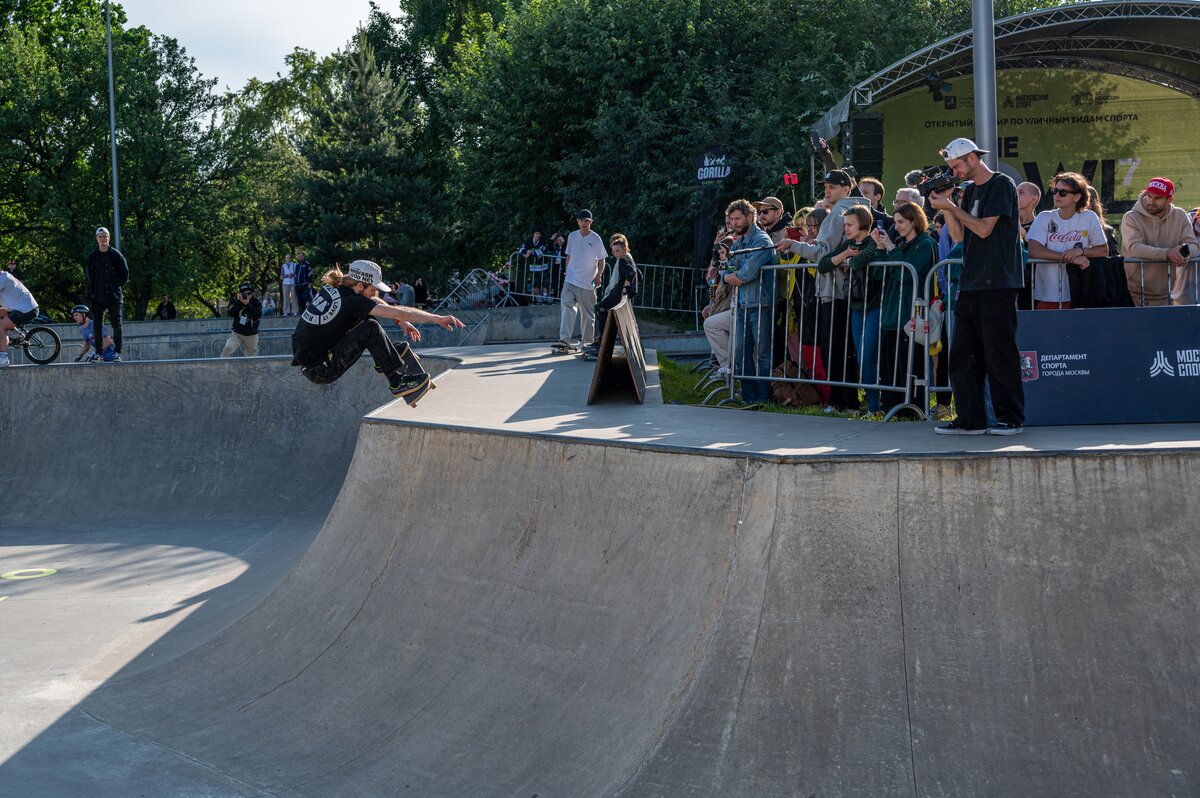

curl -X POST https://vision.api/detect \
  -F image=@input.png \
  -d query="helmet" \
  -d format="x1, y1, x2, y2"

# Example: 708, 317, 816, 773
71, 304, 90, 316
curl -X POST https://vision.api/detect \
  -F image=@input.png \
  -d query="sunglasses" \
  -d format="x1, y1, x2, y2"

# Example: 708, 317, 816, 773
1051, 188, 1079, 197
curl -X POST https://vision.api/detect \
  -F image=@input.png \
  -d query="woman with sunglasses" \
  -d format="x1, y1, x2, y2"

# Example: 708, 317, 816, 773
1025, 172, 1108, 310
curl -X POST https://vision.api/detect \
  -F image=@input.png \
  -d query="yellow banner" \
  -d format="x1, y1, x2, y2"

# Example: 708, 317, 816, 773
871, 69, 1200, 212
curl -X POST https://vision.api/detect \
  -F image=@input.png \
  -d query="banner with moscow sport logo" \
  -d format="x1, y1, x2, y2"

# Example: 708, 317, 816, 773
1015, 307, 1200, 425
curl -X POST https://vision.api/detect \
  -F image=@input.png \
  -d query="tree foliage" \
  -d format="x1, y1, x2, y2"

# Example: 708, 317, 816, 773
1, 0, 1073, 315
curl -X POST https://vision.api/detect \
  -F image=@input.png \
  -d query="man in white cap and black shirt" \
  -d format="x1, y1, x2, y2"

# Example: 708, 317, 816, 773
84, 226, 129, 361
928, 137, 1025, 435
291, 259, 464, 405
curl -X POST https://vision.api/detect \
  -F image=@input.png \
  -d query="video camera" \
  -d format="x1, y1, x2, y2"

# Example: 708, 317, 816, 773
915, 165, 958, 198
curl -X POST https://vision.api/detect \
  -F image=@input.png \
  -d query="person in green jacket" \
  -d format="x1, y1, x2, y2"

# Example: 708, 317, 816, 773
817, 205, 883, 412
869, 201, 937, 411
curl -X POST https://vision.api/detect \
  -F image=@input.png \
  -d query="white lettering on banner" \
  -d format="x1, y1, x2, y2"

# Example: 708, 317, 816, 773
1177, 349, 1200, 377
1039, 352, 1090, 378
697, 166, 731, 181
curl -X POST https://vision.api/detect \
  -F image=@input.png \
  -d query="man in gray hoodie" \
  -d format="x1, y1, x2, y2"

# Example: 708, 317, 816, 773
775, 169, 870, 409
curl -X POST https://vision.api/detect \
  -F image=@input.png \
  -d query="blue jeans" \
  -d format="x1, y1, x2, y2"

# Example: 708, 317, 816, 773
736, 305, 774, 404
850, 306, 881, 412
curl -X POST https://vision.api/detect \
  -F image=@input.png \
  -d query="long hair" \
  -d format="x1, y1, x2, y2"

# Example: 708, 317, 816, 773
1052, 171, 1091, 212
323, 266, 362, 287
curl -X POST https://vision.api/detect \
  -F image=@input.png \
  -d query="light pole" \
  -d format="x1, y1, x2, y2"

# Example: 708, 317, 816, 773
105, 0, 122, 250
972, 0, 998, 170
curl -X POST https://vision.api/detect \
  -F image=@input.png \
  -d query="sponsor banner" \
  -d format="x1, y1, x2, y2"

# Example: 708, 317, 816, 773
696, 146, 733, 183
871, 69, 1200, 215
1016, 307, 1200, 425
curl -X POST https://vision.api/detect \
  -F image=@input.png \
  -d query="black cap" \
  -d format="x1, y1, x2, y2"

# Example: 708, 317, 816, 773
239, 282, 253, 293
577, 209, 593, 220
823, 170, 853, 187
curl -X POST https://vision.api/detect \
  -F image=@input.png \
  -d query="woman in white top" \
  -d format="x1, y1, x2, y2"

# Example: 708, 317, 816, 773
1025, 171, 1109, 309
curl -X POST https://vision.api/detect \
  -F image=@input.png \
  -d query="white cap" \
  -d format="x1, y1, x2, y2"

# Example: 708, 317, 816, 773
95, 226, 110, 236
940, 138, 988, 161
347, 259, 393, 292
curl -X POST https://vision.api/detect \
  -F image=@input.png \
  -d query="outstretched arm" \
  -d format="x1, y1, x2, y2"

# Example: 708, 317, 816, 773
368, 299, 465, 340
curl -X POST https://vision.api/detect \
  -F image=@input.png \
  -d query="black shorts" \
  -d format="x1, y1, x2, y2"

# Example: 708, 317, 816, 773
7, 307, 37, 326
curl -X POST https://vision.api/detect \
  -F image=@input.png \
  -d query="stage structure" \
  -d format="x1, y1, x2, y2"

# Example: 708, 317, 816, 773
812, 0, 1200, 213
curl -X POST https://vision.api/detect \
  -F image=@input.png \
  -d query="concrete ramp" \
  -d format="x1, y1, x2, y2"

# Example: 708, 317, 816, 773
3, 347, 1199, 796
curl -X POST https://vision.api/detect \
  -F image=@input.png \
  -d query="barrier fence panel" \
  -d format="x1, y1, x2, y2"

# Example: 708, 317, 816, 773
1028, 256, 1200, 309
503, 251, 698, 318
922, 256, 1200, 417
727, 260, 927, 419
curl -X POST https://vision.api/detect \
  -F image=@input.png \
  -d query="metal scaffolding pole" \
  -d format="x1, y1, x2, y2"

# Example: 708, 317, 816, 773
105, 0, 122, 250
972, 0, 998, 169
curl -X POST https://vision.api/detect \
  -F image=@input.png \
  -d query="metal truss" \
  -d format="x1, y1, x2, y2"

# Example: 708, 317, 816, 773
851, 1, 1200, 106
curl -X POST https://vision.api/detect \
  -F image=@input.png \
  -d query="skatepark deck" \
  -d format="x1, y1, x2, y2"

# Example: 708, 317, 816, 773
2, 346, 1198, 796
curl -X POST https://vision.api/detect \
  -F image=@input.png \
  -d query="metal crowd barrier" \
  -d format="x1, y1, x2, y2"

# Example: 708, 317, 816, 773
920, 255, 1200, 413
504, 250, 698, 318
1028, 256, 1200, 309
726, 260, 927, 420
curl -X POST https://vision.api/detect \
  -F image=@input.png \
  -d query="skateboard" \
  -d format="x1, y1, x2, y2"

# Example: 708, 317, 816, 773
404, 376, 437, 408
551, 342, 581, 355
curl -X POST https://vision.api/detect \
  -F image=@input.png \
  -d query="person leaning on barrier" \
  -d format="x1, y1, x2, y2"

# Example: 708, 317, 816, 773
928, 137, 1025, 436
779, 170, 870, 411
583, 233, 639, 357
870, 201, 937, 410
817, 205, 883, 413
1120, 177, 1199, 307
1025, 172, 1108, 311
221, 282, 263, 357
722, 198, 777, 405
703, 235, 736, 375
154, 293, 177, 320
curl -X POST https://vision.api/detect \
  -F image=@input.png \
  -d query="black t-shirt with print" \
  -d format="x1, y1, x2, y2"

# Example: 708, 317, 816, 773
291, 284, 378, 366
960, 172, 1023, 291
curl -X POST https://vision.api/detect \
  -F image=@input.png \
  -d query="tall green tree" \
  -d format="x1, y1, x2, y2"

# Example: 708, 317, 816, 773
282, 33, 436, 271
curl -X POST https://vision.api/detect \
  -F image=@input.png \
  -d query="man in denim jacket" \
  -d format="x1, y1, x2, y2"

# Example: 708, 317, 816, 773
723, 198, 777, 404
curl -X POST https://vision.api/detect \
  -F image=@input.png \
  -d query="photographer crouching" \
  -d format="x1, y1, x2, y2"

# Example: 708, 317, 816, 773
927, 138, 1025, 436
221, 281, 262, 357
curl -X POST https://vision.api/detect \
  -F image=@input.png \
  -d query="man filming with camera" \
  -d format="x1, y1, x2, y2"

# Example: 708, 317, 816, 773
221, 281, 263, 357
927, 137, 1025, 436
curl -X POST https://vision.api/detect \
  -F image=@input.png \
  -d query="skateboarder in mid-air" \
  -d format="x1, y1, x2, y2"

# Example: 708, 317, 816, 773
292, 260, 463, 405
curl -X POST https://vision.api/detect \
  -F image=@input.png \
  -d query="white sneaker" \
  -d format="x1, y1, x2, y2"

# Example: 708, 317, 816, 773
0, 352, 9, 367
715, 366, 730, 377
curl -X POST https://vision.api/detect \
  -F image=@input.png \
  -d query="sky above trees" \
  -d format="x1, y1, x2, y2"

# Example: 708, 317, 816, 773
116, 0, 374, 90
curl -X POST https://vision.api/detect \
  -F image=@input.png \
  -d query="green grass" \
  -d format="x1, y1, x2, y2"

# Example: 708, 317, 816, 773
657, 355, 926, 421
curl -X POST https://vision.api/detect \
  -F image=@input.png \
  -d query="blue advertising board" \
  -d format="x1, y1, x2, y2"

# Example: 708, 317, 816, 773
1016, 307, 1200, 425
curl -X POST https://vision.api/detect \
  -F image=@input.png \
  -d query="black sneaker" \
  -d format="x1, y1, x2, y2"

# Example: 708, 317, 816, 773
934, 421, 986, 435
388, 373, 430, 399
988, 422, 1024, 436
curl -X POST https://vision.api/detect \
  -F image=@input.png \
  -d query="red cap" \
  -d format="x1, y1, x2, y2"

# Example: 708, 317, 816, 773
1145, 177, 1175, 197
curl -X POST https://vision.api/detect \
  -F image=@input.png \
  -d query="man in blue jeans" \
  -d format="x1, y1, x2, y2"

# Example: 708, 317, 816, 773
722, 199, 777, 404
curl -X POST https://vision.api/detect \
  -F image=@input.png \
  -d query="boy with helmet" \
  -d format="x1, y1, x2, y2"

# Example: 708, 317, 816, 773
292, 259, 464, 406
70, 304, 116, 362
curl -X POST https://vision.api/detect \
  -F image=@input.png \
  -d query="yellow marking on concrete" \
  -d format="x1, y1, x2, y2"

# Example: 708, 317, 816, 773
1, 568, 58, 580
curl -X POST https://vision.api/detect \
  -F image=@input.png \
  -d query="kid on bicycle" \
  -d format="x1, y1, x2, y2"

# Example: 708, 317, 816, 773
0, 267, 39, 367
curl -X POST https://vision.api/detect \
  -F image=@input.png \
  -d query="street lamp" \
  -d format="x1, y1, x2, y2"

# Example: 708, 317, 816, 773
105, 0, 122, 250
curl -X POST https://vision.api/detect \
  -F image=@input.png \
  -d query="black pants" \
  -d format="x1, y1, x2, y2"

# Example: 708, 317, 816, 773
300, 319, 417, 385
879, 329, 924, 412
817, 299, 859, 411
949, 289, 1024, 428
591, 286, 626, 344
92, 301, 123, 354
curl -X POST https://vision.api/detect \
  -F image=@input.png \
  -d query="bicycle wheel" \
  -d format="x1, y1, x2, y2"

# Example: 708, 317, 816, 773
22, 326, 61, 364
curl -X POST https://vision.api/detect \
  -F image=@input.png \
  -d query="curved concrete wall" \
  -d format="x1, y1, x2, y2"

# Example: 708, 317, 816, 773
64, 420, 1200, 796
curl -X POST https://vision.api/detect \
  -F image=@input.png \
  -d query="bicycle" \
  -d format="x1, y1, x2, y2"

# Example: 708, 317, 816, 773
7, 323, 62, 365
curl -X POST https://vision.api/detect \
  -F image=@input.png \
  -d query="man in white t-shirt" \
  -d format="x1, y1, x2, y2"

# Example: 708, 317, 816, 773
1026, 172, 1108, 309
556, 208, 608, 349
0, 269, 39, 367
